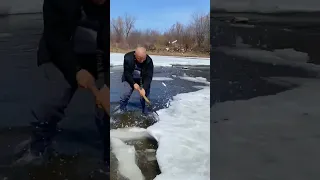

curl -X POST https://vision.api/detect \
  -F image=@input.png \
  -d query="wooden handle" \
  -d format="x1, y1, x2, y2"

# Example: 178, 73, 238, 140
90, 86, 109, 113
142, 95, 151, 104
90, 86, 100, 97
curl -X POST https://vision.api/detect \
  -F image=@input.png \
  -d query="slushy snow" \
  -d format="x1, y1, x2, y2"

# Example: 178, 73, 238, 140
110, 127, 151, 141
147, 76, 210, 180
178, 75, 210, 85
111, 137, 145, 180
153, 77, 174, 81
110, 53, 210, 67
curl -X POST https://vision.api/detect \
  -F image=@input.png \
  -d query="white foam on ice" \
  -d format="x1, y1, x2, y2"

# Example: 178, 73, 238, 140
147, 77, 210, 180
110, 53, 210, 67
178, 74, 211, 85
193, 86, 208, 89
153, 77, 174, 81
216, 46, 320, 73
110, 127, 151, 141
111, 137, 145, 180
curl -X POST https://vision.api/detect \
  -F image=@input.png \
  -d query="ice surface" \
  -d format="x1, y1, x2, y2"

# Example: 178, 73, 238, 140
110, 127, 151, 141
212, 77, 320, 178
110, 53, 210, 67
2, 0, 43, 14
216, 46, 320, 73
234, 38, 309, 63
153, 77, 174, 81
212, 0, 320, 12
111, 137, 145, 180
178, 75, 210, 85
147, 78, 210, 180
193, 86, 208, 89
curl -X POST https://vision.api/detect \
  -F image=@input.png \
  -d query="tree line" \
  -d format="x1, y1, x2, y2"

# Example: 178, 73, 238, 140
110, 12, 210, 54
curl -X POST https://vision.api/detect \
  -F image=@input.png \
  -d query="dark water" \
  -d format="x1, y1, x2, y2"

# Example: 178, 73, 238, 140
109, 66, 210, 180
211, 14, 320, 180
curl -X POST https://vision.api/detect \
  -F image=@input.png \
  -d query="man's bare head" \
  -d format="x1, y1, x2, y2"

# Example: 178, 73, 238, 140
134, 47, 147, 63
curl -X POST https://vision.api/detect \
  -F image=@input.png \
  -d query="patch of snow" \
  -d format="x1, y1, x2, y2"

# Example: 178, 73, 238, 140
216, 46, 320, 72
153, 77, 174, 81
110, 127, 151, 141
110, 53, 210, 67
193, 86, 208, 89
273, 49, 309, 63
178, 74, 210, 85
111, 137, 145, 180
234, 39, 309, 63
147, 77, 210, 180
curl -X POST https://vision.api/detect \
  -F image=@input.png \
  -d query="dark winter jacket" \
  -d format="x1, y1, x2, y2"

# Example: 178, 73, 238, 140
37, 0, 109, 87
122, 51, 154, 90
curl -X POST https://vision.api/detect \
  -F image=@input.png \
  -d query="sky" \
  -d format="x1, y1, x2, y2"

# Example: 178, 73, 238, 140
110, 0, 210, 32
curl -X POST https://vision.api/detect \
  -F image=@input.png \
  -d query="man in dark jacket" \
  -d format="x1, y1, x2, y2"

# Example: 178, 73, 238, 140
14, 0, 110, 168
120, 47, 154, 114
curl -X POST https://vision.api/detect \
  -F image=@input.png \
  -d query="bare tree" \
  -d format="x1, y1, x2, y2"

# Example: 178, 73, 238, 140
110, 11, 210, 55
111, 16, 124, 43
181, 25, 194, 51
191, 12, 210, 50
174, 22, 184, 42
124, 13, 136, 40
127, 30, 142, 48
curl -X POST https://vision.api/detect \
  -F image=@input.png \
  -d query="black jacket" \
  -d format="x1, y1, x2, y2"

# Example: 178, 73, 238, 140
37, 0, 109, 87
122, 51, 154, 90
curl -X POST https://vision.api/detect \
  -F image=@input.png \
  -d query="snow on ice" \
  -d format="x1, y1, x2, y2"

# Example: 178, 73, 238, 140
216, 42, 320, 73
110, 53, 210, 67
147, 76, 210, 180
111, 137, 145, 180
153, 77, 174, 81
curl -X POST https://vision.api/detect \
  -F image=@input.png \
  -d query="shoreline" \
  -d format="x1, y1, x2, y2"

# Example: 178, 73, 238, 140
110, 50, 210, 59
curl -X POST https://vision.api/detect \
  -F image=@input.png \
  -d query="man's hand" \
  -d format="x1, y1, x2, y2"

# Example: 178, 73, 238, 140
76, 69, 95, 89
95, 85, 110, 115
133, 83, 140, 91
139, 88, 146, 97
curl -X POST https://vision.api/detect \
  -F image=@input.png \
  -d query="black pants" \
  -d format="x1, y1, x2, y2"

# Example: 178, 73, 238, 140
29, 62, 109, 163
119, 80, 151, 114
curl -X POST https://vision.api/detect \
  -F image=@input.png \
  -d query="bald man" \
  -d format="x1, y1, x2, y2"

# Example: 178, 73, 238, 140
120, 48, 154, 114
